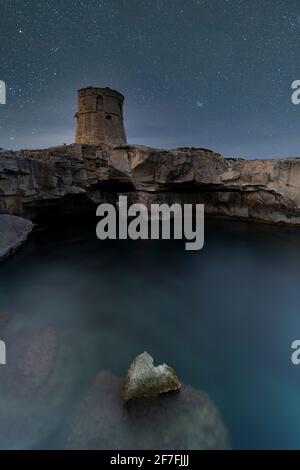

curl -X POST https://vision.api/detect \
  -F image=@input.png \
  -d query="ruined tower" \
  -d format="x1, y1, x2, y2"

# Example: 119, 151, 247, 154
75, 87, 127, 147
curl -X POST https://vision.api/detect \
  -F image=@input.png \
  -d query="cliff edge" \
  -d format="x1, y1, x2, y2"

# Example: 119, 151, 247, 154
0, 143, 300, 224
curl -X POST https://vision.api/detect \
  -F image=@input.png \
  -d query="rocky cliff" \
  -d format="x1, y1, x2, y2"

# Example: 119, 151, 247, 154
0, 214, 33, 261
1, 144, 300, 224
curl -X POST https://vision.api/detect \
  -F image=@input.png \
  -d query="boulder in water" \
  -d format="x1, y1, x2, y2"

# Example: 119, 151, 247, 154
0, 215, 33, 261
122, 352, 181, 403
66, 370, 230, 450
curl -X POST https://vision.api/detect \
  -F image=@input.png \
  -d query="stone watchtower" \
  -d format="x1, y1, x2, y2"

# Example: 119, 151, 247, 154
75, 87, 127, 147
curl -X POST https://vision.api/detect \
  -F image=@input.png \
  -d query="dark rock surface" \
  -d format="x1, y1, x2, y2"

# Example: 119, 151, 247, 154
66, 371, 230, 450
0, 312, 11, 330
1, 327, 59, 398
0, 318, 78, 449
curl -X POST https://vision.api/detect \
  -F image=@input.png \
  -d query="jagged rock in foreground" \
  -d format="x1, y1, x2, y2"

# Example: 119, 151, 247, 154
0, 214, 33, 261
1, 143, 300, 224
122, 352, 181, 403
66, 371, 230, 450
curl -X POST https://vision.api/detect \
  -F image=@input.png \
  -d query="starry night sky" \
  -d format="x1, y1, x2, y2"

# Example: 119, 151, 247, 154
1, 0, 300, 158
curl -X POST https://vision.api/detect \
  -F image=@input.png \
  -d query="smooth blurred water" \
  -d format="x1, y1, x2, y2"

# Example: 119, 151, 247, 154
1, 216, 300, 449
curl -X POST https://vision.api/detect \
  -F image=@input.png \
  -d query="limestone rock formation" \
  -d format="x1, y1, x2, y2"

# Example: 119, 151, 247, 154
66, 371, 230, 450
122, 352, 181, 403
1, 143, 300, 225
0, 214, 33, 261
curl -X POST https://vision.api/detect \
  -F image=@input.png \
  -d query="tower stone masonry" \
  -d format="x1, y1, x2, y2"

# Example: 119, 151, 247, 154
75, 86, 127, 147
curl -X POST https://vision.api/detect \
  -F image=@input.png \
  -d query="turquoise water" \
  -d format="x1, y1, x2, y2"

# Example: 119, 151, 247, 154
0, 217, 300, 449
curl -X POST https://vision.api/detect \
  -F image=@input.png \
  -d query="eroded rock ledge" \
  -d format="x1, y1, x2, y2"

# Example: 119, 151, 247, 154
0, 214, 33, 261
1, 143, 300, 224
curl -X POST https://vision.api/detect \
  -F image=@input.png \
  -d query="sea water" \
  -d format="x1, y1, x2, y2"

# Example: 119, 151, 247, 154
0, 217, 300, 449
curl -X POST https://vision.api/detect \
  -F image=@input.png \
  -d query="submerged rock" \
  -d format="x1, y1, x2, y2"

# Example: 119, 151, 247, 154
66, 371, 230, 450
122, 352, 181, 403
0, 324, 79, 449
0, 214, 33, 261
2, 327, 59, 397
0, 312, 11, 331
